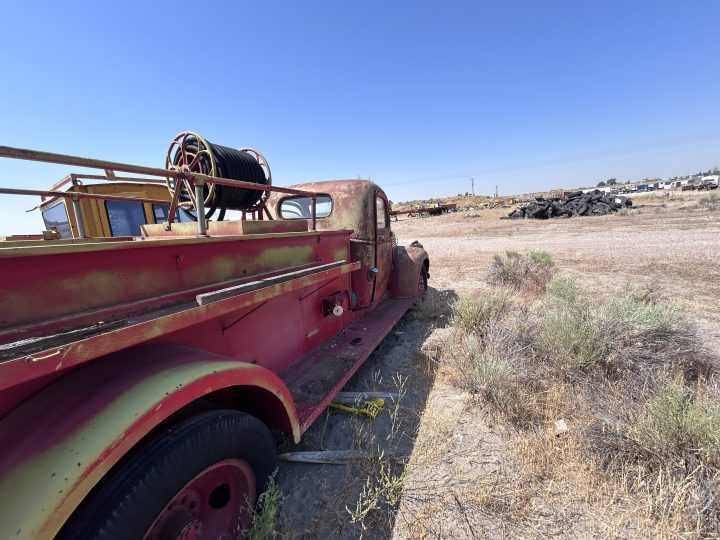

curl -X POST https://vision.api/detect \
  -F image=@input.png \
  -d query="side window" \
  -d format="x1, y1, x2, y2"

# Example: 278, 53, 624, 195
105, 200, 146, 236
376, 196, 388, 230
41, 201, 72, 239
153, 203, 194, 223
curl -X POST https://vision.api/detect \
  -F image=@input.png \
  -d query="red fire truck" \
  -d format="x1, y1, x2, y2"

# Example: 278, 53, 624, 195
0, 133, 429, 539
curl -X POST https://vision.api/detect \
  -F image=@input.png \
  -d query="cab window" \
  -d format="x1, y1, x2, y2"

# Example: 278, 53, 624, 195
153, 203, 194, 223
105, 200, 146, 236
279, 194, 332, 219
41, 201, 72, 239
376, 196, 388, 230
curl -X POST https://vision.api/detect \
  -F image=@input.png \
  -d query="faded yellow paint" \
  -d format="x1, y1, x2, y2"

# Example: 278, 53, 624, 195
252, 245, 315, 272
0, 358, 299, 540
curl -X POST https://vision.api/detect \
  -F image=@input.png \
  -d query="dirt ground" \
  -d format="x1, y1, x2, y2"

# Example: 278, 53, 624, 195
276, 191, 720, 539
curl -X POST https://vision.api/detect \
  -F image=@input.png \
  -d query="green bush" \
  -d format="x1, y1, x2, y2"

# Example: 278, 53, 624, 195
598, 286, 683, 331
632, 376, 720, 463
536, 276, 600, 367
449, 289, 511, 332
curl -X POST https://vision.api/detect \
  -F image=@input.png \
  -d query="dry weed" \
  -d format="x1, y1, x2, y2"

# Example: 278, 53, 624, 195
487, 250, 556, 293
429, 266, 720, 537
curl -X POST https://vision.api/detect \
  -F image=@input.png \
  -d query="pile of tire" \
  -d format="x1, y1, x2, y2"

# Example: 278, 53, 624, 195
507, 190, 632, 219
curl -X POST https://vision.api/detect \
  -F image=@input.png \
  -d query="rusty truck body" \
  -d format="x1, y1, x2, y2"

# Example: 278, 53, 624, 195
0, 135, 429, 539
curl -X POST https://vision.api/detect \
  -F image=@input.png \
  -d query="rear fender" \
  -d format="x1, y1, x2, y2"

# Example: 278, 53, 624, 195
390, 243, 429, 298
0, 344, 299, 540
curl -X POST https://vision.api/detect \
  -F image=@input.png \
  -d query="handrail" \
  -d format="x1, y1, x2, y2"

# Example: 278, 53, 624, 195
0, 187, 170, 205
0, 144, 320, 235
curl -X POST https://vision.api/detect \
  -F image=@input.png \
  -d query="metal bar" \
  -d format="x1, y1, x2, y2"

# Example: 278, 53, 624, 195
0, 187, 170, 205
0, 145, 318, 197
71, 199, 86, 238
46, 174, 73, 194
311, 195, 317, 231
164, 180, 183, 230
194, 184, 207, 236
72, 174, 166, 185
196, 261, 348, 306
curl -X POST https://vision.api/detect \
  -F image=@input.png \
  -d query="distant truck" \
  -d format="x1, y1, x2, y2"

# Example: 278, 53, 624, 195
390, 202, 457, 219
699, 175, 719, 190
0, 134, 429, 539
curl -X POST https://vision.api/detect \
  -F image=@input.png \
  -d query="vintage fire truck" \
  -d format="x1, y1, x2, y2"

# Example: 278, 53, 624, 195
0, 133, 429, 539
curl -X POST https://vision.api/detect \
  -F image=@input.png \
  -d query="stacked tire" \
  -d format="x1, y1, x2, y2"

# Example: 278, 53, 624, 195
508, 190, 632, 219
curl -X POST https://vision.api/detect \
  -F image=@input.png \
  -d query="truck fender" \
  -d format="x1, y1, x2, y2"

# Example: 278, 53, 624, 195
0, 344, 300, 540
390, 243, 430, 298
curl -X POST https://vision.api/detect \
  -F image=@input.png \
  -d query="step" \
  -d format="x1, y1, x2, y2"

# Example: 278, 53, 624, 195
281, 297, 414, 431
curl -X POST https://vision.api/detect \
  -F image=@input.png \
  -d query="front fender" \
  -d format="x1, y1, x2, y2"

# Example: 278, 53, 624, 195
390, 243, 429, 298
0, 344, 300, 540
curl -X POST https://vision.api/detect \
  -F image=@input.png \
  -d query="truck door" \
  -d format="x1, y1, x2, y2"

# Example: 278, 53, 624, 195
373, 193, 393, 302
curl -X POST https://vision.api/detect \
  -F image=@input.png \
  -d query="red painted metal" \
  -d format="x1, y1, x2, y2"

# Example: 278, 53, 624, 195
0, 345, 298, 539
389, 244, 429, 299
0, 144, 430, 540
143, 459, 255, 539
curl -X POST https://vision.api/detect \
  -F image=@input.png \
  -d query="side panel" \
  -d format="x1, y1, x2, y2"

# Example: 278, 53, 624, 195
0, 344, 299, 540
389, 244, 429, 298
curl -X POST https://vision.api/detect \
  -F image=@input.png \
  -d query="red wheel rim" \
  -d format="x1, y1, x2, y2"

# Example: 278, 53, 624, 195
143, 459, 256, 540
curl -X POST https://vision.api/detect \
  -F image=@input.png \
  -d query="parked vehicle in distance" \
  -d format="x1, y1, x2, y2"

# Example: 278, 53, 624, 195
681, 183, 696, 191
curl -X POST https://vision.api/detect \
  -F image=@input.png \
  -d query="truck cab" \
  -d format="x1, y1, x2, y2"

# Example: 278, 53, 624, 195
269, 180, 398, 307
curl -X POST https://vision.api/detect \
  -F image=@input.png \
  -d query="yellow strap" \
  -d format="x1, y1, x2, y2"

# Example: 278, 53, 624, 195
329, 398, 385, 420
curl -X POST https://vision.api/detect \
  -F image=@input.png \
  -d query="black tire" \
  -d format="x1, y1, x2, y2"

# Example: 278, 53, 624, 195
57, 410, 277, 540
413, 265, 429, 308
590, 202, 611, 215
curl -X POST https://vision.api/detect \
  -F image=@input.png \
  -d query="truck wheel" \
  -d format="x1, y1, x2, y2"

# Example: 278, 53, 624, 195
413, 266, 428, 308
57, 410, 277, 540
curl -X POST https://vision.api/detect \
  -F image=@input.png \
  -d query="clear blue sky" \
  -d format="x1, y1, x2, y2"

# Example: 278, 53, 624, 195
1, 0, 719, 234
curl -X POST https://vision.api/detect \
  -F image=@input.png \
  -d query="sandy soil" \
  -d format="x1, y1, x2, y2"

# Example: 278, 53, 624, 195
275, 192, 720, 538
395, 192, 720, 345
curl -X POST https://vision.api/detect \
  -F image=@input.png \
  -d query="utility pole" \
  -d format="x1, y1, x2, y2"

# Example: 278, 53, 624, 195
470, 178, 475, 196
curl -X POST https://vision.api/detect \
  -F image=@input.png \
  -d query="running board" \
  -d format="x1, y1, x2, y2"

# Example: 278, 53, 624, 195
281, 297, 414, 432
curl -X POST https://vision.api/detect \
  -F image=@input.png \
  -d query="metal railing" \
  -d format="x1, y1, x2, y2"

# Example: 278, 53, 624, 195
0, 145, 319, 236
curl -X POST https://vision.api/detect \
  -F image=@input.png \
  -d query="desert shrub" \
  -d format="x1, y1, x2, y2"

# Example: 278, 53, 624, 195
449, 289, 511, 332
632, 376, 720, 463
698, 193, 719, 211
598, 285, 682, 331
439, 267, 720, 536
452, 330, 512, 394
487, 250, 555, 292
535, 276, 603, 367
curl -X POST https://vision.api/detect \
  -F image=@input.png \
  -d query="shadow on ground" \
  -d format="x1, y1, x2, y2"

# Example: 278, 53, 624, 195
275, 287, 457, 539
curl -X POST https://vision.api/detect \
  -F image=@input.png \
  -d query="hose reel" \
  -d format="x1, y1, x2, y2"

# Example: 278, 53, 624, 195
165, 132, 272, 220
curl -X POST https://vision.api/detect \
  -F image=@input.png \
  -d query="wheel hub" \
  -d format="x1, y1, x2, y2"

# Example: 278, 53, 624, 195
143, 459, 255, 540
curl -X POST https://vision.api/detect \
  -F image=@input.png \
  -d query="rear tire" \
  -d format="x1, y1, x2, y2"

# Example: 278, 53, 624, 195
57, 410, 277, 540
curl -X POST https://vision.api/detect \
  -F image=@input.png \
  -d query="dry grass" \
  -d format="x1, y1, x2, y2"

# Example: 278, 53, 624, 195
487, 250, 556, 293
697, 193, 720, 211
415, 257, 720, 538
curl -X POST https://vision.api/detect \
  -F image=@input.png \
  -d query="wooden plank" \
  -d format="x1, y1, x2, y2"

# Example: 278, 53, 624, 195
278, 450, 397, 464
